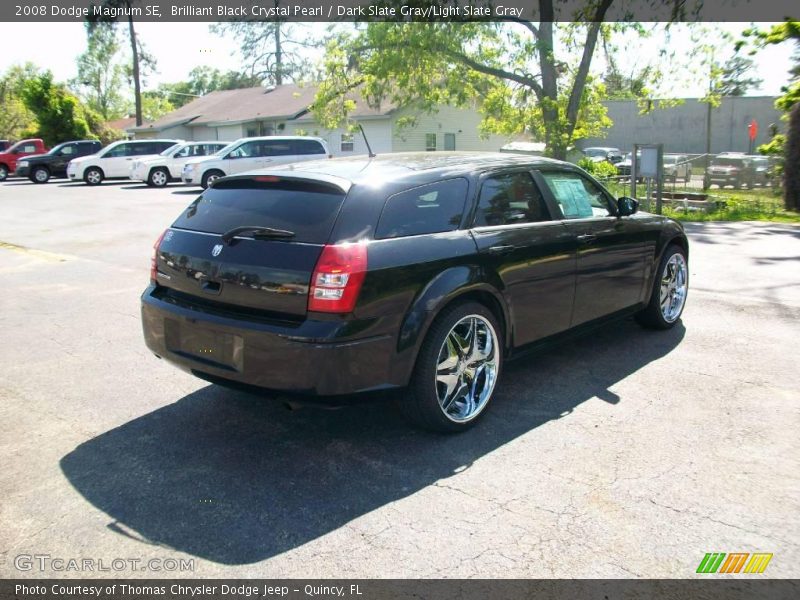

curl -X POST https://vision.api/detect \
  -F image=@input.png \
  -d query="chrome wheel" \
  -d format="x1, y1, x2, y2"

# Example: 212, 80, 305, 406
150, 169, 168, 187
435, 315, 499, 423
204, 172, 222, 187
660, 252, 688, 323
33, 168, 49, 183
85, 169, 102, 185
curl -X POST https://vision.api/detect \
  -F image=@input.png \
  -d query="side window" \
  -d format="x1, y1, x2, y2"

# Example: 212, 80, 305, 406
104, 144, 130, 158
154, 142, 175, 153
539, 171, 612, 219
59, 145, 75, 156
228, 142, 254, 159
425, 133, 436, 151
290, 139, 324, 155
173, 146, 191, 158
473, 172, 551, 227
375, 179, 469, 240
262, 140, 293, 156
21, 144, 37, 153
129, 142, 154, 156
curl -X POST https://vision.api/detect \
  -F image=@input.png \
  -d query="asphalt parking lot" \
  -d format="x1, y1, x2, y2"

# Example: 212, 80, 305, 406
1, 177, 798, 578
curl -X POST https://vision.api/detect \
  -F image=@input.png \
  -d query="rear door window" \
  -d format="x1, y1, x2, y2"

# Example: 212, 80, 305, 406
375, 178, 469, 239
172, 178, 346, 244
262, 140, 294, 156
292, 139, 326, 155
473, 172, 551, 226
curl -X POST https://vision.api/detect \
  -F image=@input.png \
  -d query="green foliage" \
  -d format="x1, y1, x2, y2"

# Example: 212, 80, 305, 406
313, 14, 619, 160
786, 103, 800, 211
717, 55, 763, 97
20, 72, 93, 144
140, 92, 174, 122
72, 21, 128, 120
0, 63, 39, 139
578, 157, 619, 178
662, 188, 800, 223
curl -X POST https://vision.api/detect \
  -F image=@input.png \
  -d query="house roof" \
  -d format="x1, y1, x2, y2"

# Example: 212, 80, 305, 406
107, 116, 136, 131
128, 84, 397, 133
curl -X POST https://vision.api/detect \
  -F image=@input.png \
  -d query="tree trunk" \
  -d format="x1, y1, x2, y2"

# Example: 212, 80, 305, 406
274, 22, 283, 86
127, 10, 142, 126
786, 103, 800, 211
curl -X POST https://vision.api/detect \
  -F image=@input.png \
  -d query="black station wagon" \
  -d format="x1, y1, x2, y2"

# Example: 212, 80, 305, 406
141, 153, 689, 431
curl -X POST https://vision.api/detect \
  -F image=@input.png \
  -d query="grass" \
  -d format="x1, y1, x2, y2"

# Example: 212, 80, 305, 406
600, 179, 800, 223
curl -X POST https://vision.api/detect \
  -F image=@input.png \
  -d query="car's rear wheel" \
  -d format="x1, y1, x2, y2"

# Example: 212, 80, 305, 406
201, 170, 224, 189
0, 165, 8, 181
84, 167, 103, 186
636, 245, 688, 330
32, 166, 50, 183
148, 167, 169, 188
399, 302, 502, 432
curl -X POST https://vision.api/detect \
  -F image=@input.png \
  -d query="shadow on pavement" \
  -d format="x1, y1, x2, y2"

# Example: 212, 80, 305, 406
61, 318, 684, 565
171, 189, 201, 195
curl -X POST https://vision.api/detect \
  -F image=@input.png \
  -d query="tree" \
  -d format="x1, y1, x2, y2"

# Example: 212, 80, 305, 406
716, 55, 763, 97
73, 21, 128, 120
741, 20, 800, 209
315, 1, 626, 160
211, 15, 319, 85
0, 64, 39, 139
20, 72, 93, 144
88, 1, 152, 126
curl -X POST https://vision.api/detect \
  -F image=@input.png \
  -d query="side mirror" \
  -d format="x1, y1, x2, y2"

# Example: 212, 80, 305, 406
617, 197, 639, 217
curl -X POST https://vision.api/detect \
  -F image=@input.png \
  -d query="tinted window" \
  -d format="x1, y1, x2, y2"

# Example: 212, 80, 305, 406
59, 145, 75, 156
103, 144, 131, 158
78, 143, 99, 155
473, 173, 550, 227
228, 141, 257, 159
540, 171, 611, 219
172, 178, 345, 244
376, 179, 468, 239
262, 140, 293, 156
292, 139, 326, 155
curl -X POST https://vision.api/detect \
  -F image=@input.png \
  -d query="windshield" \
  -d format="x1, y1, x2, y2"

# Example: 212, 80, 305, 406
161, 143, 182, 157
583, 148, 607, 157
47, 143, 67, 156
213, 141, 239, 157
663, 156, 679, 164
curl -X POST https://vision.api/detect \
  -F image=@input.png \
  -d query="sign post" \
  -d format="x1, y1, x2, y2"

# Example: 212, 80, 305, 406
748, 119, 758, 154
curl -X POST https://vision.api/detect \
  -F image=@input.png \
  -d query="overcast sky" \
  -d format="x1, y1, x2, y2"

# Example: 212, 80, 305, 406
0, 21, 794, 98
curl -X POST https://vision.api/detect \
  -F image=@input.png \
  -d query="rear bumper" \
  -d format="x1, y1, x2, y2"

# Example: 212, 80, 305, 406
141, 285, 408, 397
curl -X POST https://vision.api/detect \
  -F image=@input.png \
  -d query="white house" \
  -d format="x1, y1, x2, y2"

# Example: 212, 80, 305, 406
128, 84, 512, 155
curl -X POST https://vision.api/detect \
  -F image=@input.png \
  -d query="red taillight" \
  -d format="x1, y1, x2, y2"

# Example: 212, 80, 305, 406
150, 229, 167, 284
308, 242, 368, 313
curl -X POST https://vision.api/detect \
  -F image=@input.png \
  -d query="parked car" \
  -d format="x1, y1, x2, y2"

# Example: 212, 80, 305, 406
582, 147, 624, 164
142, 152, 689, 432
615, 151, 638, 178
15, 140, 102, 183
0, 138, 48, 181
130, 141, 229, 187
703, 155, 756, 189
181, 136, 331, 189
664, 154, 692, 183
67, 139, 180, 185
746, 155, 772, 187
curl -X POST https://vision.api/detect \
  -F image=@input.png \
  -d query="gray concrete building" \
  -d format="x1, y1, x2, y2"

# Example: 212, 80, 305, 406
579, 96, 782, 155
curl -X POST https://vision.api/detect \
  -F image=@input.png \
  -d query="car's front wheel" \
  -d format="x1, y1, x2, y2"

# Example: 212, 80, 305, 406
201, 170, 224, 189
399, 302, 502, 432
0, 165, 8, 181
84, 167, 103, 186
148, 167, 170, 188
636, 245, 688, 330
31, 166, 50, 183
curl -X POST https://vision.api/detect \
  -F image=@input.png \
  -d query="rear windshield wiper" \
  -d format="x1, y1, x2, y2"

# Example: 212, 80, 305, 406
220, 226, 296, 244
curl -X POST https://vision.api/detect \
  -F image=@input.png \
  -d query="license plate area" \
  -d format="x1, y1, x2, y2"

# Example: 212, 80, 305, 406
165, 319, 243, 372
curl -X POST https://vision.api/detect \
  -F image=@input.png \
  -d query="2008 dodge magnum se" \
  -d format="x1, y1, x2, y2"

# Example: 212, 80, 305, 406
141, 153, 688, 432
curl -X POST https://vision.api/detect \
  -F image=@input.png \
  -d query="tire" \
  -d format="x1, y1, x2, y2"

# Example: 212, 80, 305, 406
397, 302, 503, 432
635, 244, 688, 330
32, 166, 50, 184
84, 167, 103, 186
733, 176, 742, 190
0, 164, 8, 181
148, 167, 170, 188
702, 177, 710, 190
684, 171, 691, 183
201, 170, 224, 189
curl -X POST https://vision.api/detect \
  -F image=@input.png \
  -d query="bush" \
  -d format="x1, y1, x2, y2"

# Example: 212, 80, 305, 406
577, 157, 619, 179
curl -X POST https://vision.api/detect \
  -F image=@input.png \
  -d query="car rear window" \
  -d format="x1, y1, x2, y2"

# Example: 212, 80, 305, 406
375, 178, 468, 239
172, 178, 346, 244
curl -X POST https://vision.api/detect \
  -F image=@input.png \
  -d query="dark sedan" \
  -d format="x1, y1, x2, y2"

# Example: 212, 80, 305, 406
15, 140, 102, 183
141, 153, 689, 432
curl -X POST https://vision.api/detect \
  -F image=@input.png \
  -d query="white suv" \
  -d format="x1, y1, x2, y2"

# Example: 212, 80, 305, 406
130, 141, 227, 187
182, 136, 331, 188
68, 139, 180, 185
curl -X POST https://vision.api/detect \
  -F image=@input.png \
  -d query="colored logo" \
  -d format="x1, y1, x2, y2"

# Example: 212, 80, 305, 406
696, 552, 773, 574
211, 244, 223, 257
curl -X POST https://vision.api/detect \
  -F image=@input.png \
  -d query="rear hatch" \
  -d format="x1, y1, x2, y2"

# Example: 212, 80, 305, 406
154, 176, 347, 320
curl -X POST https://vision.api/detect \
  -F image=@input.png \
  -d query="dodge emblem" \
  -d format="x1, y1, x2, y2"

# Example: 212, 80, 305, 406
211, 244, 223, 257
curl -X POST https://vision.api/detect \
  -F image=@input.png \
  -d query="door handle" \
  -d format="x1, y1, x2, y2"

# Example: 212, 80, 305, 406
486, 245, 516, 255
577, 234, 597, 244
